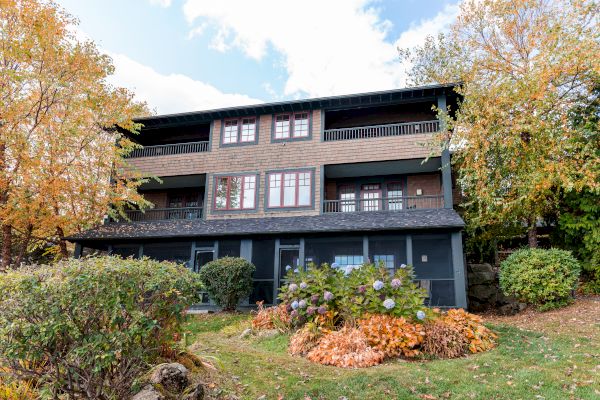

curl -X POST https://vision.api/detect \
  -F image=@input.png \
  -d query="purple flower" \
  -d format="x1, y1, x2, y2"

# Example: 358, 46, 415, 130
383, 299, 395, 309
331, 262, 339, 269
307, 306, 316, 315
298, 299, 307, 309
373, 280, 384, 291
294, 268, 299, 273
416, 310, 426, 320
318, 305, 327, 315
290, 310, 298, 318
285, 265, 292, 271
357, 285, 367, 294
391, 278, 402, 289
311, 294, 320, 304
300, 282, 308, 289
323, 291, 334, 301
291, 300, 299, 310
379, 294, 386, 301
288, 283, 298, 292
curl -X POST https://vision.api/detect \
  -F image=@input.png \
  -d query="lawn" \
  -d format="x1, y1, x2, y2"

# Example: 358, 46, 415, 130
184, 297, 600, 400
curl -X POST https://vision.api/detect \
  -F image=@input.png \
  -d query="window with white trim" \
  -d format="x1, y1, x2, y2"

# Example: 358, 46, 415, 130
267, 170, 312, 208
222, 118, 256, 144
214, 175, 256, 210
274, 112, 310, 139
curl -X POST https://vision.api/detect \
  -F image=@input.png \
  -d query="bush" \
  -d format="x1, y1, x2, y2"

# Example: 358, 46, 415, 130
278, 262, 428, 326
0, 256, 202, 399
422, 320, 468, 359
198, 256, 255, 311
441, 309, 497, 353
357, 314, 425, 358
306, 326, 384, 368
500, 248, 581, 310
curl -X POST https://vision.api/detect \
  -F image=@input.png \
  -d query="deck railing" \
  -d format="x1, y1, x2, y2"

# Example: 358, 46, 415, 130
323, 195, 444, 213
323, 120, 440, 142
127, 141, 209, 158
116, 207, 203, 222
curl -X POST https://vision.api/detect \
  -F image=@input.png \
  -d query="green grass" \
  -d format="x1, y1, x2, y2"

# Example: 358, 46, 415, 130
184, 313, 600, 400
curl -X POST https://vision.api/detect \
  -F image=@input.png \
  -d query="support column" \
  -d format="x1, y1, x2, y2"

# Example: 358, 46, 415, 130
274, 239, 281, 303
299, 238, 305, 269
138, 244, 144, 259
438, 94, 453, 209
74, 243, 82, 259
406, 235, 413, 266
362, 235, 369, 263
190, 241, 197, 270
451, 231, 468, 309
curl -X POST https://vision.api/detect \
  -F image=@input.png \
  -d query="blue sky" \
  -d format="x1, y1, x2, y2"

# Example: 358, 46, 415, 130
56, 0, 460, 114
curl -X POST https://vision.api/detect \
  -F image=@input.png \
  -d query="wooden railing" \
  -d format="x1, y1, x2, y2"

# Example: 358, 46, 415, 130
323, 195, 444, 213
127, 141, 209, 158
115, 207, 203, 222
323, 120, 439, 142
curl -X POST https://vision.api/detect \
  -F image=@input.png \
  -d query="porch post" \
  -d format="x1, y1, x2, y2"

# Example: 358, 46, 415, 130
406, 235, 413, 266
74, 243, 82, 259
362, 235, 369, 263
437, 94, 453, 209
299, 238, 305, 269
274, 239, 281, 303
451, 231, 468, 309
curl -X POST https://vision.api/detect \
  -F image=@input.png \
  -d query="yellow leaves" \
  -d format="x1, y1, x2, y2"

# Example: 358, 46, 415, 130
357, 314, 425, 358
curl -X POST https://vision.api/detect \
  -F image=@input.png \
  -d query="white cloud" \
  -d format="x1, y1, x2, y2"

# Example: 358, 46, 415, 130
182, 0, 460, 98
149, 0, 172, 8
108, 53, 262, 114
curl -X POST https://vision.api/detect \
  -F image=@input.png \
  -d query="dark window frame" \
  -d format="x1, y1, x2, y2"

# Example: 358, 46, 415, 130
272, 111, 312, 142
266, 169, 314, 209
213, 174, 258, 211
220, 116, 258, 147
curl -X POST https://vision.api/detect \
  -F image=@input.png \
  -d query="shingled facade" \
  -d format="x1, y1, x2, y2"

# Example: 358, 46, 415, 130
69, 84, 468, 308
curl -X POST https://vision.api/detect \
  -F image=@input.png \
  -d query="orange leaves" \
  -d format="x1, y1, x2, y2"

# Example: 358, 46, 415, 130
305, 326, 385, 368
441, 309, 498, 353
251, 301, 291, 332
357, 314, 425, 358
288, 325, 321, 356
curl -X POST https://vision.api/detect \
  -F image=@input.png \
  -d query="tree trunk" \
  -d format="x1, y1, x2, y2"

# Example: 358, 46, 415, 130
1, 224, 12, 270
56, 227, 69, 259
527, 224, 538, 248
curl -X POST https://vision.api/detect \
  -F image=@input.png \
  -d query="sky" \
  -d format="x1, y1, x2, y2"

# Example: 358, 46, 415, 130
55, 0, 460, 115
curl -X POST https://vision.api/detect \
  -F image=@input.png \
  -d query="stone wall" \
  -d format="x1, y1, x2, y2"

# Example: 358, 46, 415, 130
467, 263, 526, 314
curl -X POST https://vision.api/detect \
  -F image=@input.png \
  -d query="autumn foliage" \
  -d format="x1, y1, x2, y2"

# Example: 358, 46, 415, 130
358, 314, 425, 358
251, 301, 291, 332
442, 309, 498, 353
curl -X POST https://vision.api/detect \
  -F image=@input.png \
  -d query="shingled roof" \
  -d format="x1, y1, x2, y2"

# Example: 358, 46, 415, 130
68, 209, 464, 241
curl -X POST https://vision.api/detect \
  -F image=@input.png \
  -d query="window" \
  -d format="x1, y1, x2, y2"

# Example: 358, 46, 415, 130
386, 183, 403, 210
222, 117, 256, 144
274, 112, 310, 140
214, 175, 256, 210
267, 170, 312, 208
361, 184, 382, 211
338, 185, 356, 212
334, 255, 364, 269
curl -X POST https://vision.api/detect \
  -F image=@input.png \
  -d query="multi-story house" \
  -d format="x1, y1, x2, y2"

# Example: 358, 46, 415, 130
69, 83, 467, 308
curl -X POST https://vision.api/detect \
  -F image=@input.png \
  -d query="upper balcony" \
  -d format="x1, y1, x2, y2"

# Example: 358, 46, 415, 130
126, 122, 211, 159
111, 174, 206, 223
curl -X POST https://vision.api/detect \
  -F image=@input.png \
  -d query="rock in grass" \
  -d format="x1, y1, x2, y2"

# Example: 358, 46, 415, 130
240, 328, 252, 338
132, 385, 164, 400
150, 363, 189, 394
183, 382, 205, 400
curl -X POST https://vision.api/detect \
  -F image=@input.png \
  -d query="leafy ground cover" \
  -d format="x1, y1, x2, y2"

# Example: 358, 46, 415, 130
185, 296, 600, 400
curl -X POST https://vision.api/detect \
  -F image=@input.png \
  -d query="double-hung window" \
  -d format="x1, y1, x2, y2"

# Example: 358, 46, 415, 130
386, 182, 403, 210
268, 170, 312, 208
222, 117, 257, 145
361, 184, 382, 211
214, 175, 256, 210
338, 185, 356, 212
274, 112, 310, 140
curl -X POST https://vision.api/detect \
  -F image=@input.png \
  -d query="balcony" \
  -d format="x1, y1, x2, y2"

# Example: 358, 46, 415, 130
119, 207, 203, 222
127, 141, 209, 158
323, 195, 444, 213
323, 120, 439, 142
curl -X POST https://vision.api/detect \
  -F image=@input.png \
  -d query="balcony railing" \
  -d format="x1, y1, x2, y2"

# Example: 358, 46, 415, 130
323, 195, 444, 213
127, 141, 209, 158
115, 207, 203, 222
323, 120, 440, 142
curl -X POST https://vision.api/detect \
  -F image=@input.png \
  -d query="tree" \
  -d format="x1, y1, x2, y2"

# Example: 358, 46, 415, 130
0, 0, 151, 269
402, 0, 600, 247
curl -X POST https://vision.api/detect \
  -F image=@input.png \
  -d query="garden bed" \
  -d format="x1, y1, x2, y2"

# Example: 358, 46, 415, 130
184, 296, 600, 399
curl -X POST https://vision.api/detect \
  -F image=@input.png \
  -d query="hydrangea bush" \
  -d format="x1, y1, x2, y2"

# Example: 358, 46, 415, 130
278, 262, 428, 325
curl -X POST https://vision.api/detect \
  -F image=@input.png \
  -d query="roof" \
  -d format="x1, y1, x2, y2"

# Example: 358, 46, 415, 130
68, 209, 465, 242
136, 83, 459, 130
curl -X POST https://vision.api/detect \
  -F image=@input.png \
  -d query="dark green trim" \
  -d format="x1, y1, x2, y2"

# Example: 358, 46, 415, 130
451, 231, 467, 308
270, 111, 313, 143
218, 116, 260, 148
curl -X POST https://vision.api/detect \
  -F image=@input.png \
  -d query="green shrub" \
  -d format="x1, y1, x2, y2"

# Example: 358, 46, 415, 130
499, 248, 581, 310
0, 256, 202, 399
198, 256, 255, 311
278, 262, 428, 326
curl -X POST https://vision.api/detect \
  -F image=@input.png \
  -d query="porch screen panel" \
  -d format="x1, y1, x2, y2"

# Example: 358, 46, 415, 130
368, 235, 407, 273
412, 236, 453, 279
250, 239, 276, 304
218, 240, 241, 258
304, 237, 363, 268
142, 242, 192, 265
429, 280, 455, 307
111, 244, 139, 259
